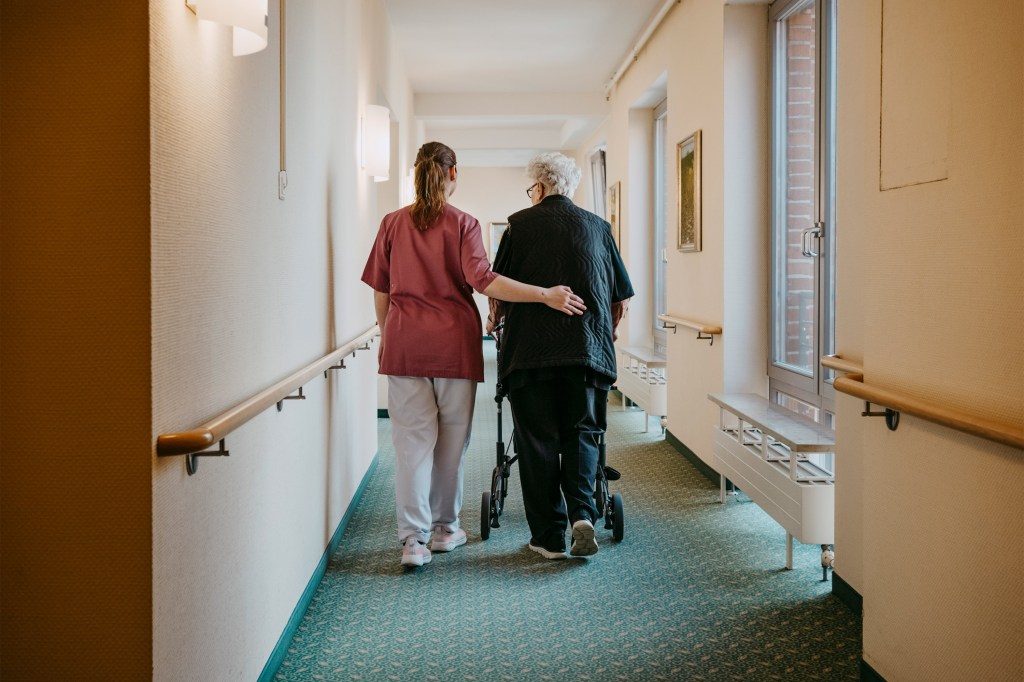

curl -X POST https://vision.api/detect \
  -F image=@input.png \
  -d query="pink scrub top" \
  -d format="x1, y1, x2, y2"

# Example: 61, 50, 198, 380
361, 203, 499, 382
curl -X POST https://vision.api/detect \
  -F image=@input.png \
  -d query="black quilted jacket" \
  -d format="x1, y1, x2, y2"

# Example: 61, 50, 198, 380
492, 194, 634, 382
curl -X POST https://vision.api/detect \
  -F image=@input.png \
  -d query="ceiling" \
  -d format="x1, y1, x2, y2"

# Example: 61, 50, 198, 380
383, 0, 669, 167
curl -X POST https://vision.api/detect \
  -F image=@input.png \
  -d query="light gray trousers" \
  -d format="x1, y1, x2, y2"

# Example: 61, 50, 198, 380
388, 375, 476, 545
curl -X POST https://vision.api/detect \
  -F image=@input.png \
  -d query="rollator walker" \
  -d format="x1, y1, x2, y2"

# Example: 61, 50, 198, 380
480, 323, 624, 543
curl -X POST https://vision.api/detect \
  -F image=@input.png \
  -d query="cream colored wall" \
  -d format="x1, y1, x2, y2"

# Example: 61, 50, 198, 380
599, 0, 767, 467
722, 5, 769, 396
150, 1, 409, 679
596, 3, 1024, 679
832, 0, 870, 603
0, 5, 153, 678
838, 1, 1024, 679
623, 109, 655, 345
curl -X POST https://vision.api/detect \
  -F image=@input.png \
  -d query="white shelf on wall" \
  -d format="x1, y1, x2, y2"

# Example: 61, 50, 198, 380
615, 346, 667, 433
707, 392, 836, 576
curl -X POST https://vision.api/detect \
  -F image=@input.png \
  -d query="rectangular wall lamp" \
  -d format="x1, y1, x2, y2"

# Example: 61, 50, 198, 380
186, 0, 269, 56
362, 104, 391, 182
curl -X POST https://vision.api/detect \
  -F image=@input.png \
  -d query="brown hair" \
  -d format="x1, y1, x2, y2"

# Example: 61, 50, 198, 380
410, 141, 456, 231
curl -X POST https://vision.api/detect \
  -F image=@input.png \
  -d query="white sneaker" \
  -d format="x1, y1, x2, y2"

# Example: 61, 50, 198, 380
570, 519, 598, 557
430, 527, 467, 553
401, 539, 431, 567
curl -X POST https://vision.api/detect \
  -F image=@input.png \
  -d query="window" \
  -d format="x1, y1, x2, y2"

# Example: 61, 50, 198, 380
652, 99, 668, 338
769, 0, 837, 419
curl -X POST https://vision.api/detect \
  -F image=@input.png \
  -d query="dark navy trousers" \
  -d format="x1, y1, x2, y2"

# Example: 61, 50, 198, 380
508, 377, 606, 550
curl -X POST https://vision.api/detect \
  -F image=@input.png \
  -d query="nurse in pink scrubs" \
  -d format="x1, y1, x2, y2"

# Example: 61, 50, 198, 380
361, 141, 586, 567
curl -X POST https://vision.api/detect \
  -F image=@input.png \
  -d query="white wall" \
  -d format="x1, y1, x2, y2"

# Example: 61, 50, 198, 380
450, 166, 536, 322
150, 1, 410, 679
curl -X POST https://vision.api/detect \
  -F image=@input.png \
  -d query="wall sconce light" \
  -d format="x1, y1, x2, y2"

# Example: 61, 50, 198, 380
362, 105, 391, 182
187, 0, 269, 56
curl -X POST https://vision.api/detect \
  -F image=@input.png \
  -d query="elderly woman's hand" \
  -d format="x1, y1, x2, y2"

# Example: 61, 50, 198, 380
541, 285, 586, 316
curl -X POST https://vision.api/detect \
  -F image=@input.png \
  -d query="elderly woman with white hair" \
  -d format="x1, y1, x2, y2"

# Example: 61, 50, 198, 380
488, 151, 633, 560
363, 142, 586, 569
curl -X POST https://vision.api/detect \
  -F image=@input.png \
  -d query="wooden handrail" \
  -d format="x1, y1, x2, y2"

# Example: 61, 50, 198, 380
657, 314, 722, 335
157, 325, 379, 466
833, 373, 1024, 450
821, 354, 863, 374
657, 314, 722, 345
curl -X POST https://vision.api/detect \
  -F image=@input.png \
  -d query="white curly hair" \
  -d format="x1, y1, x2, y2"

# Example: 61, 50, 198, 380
526, 152, 582, 197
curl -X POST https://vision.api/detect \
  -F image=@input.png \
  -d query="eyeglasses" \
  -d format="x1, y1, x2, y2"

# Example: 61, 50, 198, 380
526, 183, 539, 198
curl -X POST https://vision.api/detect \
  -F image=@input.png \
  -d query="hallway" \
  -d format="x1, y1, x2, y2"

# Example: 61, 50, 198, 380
3, 2, 1021, 679
272, 342, 861, 681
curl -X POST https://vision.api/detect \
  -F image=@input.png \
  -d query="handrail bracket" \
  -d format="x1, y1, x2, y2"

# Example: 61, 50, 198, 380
186, 440, 230, 476
861, 400, 900, 431
324, 359, 346, 378
662, 322, 677, 334
697, 331, 714, 346
277, 386, 306, 411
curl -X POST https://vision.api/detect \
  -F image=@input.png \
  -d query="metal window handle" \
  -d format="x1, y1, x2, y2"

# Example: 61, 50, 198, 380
801, 223, 824, 257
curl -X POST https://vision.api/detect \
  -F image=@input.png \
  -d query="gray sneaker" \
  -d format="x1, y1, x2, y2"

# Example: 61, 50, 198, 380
430, 527, 467, 552
570, 519, 598, 557
401, 538, 431, 567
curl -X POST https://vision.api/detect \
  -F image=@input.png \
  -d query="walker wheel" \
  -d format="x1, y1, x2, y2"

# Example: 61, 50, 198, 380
595, 470, 609, 518
491, 466, 504, 518
611, 493, 624, 542
480, 492, 491, 540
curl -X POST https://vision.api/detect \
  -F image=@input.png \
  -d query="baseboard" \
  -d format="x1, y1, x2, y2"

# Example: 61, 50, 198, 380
831, 570, 863, 616
831, 574, 878, 681
664, 429, 720, 486
860, 658, 887, 681
377, 408, 389, 418
257, 454, 381, 682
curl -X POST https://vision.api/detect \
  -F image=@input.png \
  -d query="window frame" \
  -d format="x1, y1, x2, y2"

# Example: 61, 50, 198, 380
767, 0, 838, 419
652, 99, 669, 340
590, 148, 608, 219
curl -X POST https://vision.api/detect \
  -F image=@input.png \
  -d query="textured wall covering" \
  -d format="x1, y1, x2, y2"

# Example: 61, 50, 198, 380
839, 1, 1024, 679
1, 3, 153, 679
150, 1, 403, 679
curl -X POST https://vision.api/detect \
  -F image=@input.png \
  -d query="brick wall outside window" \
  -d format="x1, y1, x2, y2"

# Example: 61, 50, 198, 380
782, 7, 817, 369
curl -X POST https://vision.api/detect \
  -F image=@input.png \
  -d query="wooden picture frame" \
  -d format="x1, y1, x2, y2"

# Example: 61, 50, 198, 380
677, 130, 702, 252
607, 181, 621, 247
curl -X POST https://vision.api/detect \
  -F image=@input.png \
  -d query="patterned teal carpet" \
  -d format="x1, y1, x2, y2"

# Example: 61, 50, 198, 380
274, 342, 861, 681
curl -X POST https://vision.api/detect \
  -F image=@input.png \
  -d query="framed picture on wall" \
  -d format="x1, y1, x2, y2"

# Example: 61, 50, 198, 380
607, 181, 621, 247
489, 221, 508, 262
677, 129, 702, 252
